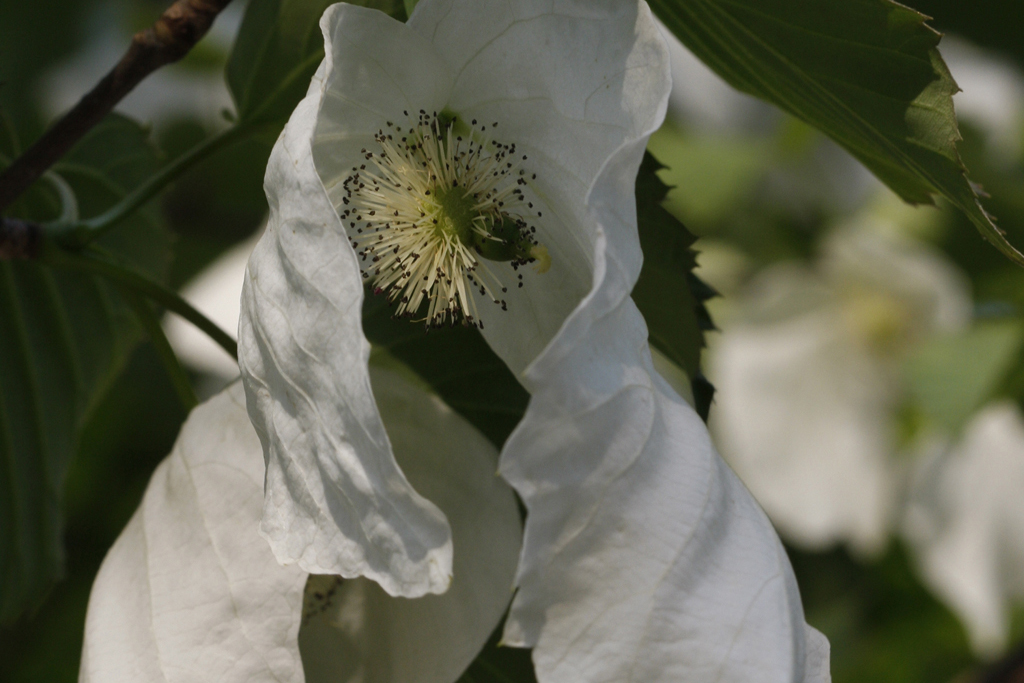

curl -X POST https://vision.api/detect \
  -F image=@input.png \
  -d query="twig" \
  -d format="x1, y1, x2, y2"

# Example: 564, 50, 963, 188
123, 290, 199, 411
0, 218, 43, 260
62, 122, 256, 247
0, 0, 233, 213
40, 242, 239, 362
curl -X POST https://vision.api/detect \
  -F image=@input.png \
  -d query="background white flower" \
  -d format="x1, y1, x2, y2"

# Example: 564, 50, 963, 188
940, 37, 1024, 161
903, 401, 1024, 656
691, 30, 1024, 660
163, 232, 258, 381
710, 217, 971, 555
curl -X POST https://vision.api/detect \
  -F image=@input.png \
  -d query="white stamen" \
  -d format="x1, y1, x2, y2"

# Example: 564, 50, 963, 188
339, 111, 543, 328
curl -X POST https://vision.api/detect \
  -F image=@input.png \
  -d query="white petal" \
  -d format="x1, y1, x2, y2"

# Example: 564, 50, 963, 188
499, 141, 829, 680
299, 367, 523, 683
79, 384, 307, 683
81, 371, 520, 683
708, 227, 971, 555
903, 402, 1024, 655
410, 0, 672, 373
241, 2, 823, 679
943, 37, 1024, 159
164, 233, 257, 379
239, 0, 671, 596
821, 225, 971, 335
709, 293, 900, 555
312, 4, 454, 198
238, 4, 454, 596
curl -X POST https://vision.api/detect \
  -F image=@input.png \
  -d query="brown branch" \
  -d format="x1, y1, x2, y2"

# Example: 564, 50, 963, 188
0, 218, 43, 260
0, 0, 233, 213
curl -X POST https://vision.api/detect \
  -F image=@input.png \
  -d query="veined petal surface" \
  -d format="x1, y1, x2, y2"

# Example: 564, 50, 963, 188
239, 0, 829, 678
240, 0, 674, 595
300, 368, 522, 683
499, 140, 831, 682
239, 5, 453, 597
79, 384, 307, 683
408, 0, 671, 372
80, 372, 521, 683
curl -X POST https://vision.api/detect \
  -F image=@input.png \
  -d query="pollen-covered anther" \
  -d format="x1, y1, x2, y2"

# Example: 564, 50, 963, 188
338, 111, 548, 328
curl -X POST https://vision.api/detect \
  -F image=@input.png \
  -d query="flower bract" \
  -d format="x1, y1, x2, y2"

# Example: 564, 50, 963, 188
236, 0, 830, 680
79, 371, 522, 683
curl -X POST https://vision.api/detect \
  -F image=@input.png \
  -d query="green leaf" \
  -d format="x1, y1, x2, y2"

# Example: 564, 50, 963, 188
647, 123, 775, 228
361, 299, 535, 681
634, 151, 716, 420
634, 152, 702, 378
789, 542, 974, 683
456, 623, 537, 683
363, 153, 718, 442
649, 0, 1024, 266
362, 288, 528, 450
0, 114, 172, 624
905, 320, 1024, 433
226, 0, 406, 127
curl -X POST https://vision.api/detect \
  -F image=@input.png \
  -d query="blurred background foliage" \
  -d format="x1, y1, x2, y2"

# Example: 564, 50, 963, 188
647, 0, 1024, 677
1, 0, 1024, 681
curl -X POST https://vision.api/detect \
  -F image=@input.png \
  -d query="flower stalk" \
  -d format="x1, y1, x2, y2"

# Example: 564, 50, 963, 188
39, 240, 238, 362
52, 122, 257, 248
122, 290, 200, 410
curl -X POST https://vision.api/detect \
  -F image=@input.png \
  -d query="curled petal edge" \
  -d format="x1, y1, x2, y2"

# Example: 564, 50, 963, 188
495, 5, 830, 680
238, 11, 453, 597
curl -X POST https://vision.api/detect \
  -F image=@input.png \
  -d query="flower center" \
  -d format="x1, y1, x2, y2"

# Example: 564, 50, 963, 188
340, 110, 550, 329
433, 185, 477, 245
843, 288, 912, 354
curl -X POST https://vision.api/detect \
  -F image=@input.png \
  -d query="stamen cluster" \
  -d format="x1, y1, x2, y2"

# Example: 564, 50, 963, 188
339, 111, 546, 329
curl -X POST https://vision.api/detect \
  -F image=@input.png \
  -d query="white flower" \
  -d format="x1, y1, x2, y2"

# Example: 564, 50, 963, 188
903, 401, 1024, 656
79, 370, 522, 683
237, 1, 828, 681
709, 222, 971, 554
943, 36, 1024, 160
163, 232, 259, 380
